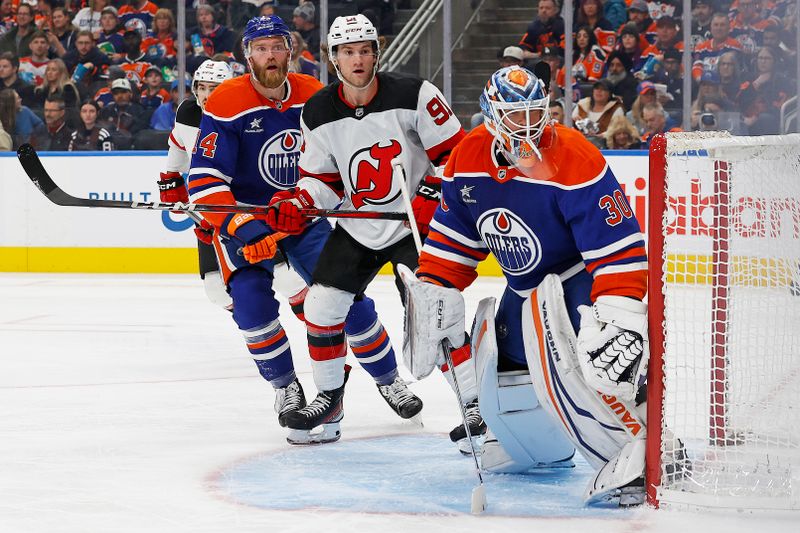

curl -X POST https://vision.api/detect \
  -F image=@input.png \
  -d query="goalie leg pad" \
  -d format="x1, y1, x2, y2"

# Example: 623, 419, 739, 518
471, 296, 575, 473
398, 264, 466, 380
584, 439, 646, 505
522, 274, 646, 472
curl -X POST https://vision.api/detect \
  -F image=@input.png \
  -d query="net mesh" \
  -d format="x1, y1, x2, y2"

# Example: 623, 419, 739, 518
656, 133, 800, 510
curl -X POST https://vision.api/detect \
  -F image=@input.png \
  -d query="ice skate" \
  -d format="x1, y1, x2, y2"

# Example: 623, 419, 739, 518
377, 376, 423, 424
449, 399, 487, 455
274, 378, 306, 428
284, 366, 350, 445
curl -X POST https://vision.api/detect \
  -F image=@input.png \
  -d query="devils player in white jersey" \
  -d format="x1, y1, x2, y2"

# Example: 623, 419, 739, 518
267, 14, 465, 439
400, 66, 652, 506
158, 59, 309, 316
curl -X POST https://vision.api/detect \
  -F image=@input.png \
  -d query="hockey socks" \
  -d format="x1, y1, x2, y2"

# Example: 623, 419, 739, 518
307, 320, 348, 391
245, 318, 295, 388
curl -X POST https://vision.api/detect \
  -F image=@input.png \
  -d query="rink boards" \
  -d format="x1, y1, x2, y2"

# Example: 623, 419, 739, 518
1, 150, 655, 273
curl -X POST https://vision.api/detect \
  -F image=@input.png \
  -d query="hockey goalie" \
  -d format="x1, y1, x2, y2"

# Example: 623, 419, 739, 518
399, 65, 649, 506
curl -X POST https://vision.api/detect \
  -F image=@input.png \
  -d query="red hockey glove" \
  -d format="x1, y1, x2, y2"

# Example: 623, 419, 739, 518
194, 218, 215, 245
158, 172, 189, 204
411, 175, 441, 238
266, 188, 314, 235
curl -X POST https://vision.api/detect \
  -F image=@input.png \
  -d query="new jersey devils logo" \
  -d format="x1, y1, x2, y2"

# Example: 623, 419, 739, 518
349, 140, 402, 209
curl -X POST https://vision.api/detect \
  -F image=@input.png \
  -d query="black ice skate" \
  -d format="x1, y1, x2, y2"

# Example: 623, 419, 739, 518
376, 376, 423, 422
284, 366, 350, 445
274, 378, 306, 428
449, 399, 487, 455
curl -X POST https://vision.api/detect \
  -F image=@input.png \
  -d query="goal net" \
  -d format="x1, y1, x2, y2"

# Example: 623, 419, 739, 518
646, 132, 800, 510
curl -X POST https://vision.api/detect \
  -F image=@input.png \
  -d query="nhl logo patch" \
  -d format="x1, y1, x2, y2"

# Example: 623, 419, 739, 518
355, 107, 365, 118
497, 169, 506, 180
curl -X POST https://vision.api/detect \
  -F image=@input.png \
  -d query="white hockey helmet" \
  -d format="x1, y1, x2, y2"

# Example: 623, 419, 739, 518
327, 14, 379, 62
191, 60, 233, 99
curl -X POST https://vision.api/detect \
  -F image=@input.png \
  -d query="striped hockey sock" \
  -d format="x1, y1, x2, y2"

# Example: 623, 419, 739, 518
347, 318, 398, 385
307, 320, 348, 391
243, 318, 295, 388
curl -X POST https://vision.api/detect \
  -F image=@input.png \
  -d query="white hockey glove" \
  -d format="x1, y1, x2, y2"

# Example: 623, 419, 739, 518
398, 264, 466, 380
576, 296, 648, 401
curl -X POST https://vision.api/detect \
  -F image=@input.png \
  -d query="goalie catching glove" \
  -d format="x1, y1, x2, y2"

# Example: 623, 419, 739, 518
397, 264, 466, 380
576, 296, 648, 401
266, 188, 314, 234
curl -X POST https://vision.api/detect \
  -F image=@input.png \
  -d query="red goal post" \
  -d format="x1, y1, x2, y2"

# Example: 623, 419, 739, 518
646, 132, 800, 510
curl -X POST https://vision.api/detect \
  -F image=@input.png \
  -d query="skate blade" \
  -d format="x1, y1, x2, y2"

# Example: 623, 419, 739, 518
286, 423, 342, 446
404, 413, 424, 428
457, 434, 486, 456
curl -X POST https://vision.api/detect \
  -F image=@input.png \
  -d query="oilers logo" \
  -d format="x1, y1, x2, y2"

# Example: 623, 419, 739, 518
258, 129, 302, 189
477, 209, 541, 275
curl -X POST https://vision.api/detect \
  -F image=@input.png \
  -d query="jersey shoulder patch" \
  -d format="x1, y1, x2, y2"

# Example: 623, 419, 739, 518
175, 98, 202, 128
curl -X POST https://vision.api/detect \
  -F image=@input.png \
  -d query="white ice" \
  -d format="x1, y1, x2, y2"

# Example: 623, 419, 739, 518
1, 273, 796, 532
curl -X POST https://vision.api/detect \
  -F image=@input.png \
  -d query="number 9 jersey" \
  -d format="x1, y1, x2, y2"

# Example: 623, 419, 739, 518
296, 72, 465, 250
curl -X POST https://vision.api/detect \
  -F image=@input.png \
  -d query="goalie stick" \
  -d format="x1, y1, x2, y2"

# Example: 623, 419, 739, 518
16, 144, 408, 221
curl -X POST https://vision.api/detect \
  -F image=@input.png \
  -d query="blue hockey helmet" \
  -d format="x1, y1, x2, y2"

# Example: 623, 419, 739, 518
242, 15, 292, 56
479, 66, 551, 169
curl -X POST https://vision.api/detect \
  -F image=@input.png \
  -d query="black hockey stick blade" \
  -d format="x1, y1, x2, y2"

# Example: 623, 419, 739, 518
16, 144, 408, 220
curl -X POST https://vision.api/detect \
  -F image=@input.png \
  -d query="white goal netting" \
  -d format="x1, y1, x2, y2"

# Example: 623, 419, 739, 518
651, 133, 800, 510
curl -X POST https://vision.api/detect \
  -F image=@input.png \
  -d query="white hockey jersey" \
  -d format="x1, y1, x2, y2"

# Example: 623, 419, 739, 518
297, 72, 465, 250
166, 98, 202, 174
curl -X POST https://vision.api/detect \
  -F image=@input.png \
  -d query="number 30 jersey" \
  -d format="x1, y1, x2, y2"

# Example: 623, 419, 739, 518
297, 72, 465, 250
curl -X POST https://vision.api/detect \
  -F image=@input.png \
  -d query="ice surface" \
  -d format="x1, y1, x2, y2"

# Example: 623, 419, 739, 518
1, 274, 796, 532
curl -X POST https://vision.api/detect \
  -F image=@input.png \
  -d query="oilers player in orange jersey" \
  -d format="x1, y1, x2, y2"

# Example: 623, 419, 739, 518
398, 66, 652, 506
186, 16, 422, 445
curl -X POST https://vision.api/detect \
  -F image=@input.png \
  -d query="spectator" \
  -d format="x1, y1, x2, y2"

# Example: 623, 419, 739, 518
648, 0, 683, 21
73, 0, 110, 34
31, 94, 74, 150
638, 16, 684, 78
625, 0, 655, 47
570, 25, 606, 82
627, 80, 659, 134
3, 87, 44, 146
116, 29, 154, 86
696, 94, 735, 131
615, 23, 646, 73
518, 0, 564, 59
692, 12, 744, 82
0, 3, 37, 56
641, 101, 680, 147
0, 87, 17, 146
149, 78, 186, 131
19, 31, 50, 88
730, 0, 779, 55
139, 65, 169, 109
577, 0, 616, 53
142, 8, 177, 60
541, 45, 566, 100
738, 45, 791, 134
0, 52, 33, 103
604, 50, 638, 110
98, 77, 147, 141
548, 98, 565, 123
691, 0, 716, 46
96, 6, 125, 60
499, 45, 525, 68
118, 0, 159, 31
47, 7, 78, 57
292, 2, 319, 61
288, 31, 319, 78
189, 4, 235, 57
717, 50, 743, 102
603, 115, 643, 149
690, 70, 727, 128
29, 58, 80, 109
93, 64, 126, 107
63, 30, 111, 89
572, 78, 625, 141
357, 0, 397, 35
0, 0, 13, 38
0, 110, 10, 149
68, 98, 115, 150
604, 0, 627, 30
653, 47, 683, 112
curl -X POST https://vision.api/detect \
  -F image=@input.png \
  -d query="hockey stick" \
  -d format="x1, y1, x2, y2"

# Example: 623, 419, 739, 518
16, 144, 408, 221
394, 158, 487, 514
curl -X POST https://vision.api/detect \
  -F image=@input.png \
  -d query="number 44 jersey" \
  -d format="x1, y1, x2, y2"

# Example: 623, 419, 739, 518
297, 72, 465, 250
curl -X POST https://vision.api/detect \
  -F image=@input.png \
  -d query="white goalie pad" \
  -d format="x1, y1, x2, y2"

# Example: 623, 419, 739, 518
398, 264, 466, 379
584, 439, 646, 505
472, 297, 575, 473
522, 274, 646, 476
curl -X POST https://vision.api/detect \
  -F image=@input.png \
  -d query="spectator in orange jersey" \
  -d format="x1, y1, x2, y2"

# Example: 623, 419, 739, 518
730, 0, 779, 55
625, 0, 656, 47
570, 24, 607, 82
692, 12, 744, 82
577, 0, 616, 53
141, 8, 176, 60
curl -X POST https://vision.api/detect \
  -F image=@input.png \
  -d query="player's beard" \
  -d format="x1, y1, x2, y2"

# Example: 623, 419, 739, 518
253, 60, 288, 89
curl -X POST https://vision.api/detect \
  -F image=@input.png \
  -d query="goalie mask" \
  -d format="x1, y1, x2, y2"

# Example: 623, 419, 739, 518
480, 66, 556, 178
